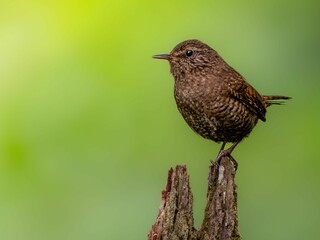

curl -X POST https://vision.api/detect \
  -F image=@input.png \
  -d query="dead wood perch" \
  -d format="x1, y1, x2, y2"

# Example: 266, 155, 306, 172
148, 156, 240, 240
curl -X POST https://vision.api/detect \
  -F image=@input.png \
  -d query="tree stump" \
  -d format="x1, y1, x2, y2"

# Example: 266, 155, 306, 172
148, 156, 240, 240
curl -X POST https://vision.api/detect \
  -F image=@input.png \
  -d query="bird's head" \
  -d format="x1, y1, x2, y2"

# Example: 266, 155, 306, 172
153, 39, 220, 78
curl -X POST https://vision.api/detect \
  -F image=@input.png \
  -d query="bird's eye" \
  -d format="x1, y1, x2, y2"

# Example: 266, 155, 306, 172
186, 50, 193, 57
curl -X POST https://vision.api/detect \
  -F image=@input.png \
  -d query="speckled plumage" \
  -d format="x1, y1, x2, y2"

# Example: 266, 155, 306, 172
153, 39, 290, 158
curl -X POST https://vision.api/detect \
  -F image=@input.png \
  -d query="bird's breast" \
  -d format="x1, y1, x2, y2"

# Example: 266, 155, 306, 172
174, 75, 220, 109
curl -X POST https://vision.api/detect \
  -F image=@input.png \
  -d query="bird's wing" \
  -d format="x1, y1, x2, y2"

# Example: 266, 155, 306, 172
223, 68, 267, 122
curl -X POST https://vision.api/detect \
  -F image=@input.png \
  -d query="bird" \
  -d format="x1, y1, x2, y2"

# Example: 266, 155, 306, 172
153, 39, 290, 163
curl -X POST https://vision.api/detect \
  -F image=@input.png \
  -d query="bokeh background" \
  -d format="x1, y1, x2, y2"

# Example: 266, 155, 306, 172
0, 1, 319, 239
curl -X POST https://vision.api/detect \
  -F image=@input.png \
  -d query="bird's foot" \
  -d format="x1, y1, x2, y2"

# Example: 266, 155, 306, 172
209, 150, 227, 171
228, 154, 238, 171
216, 149, 229, 164
209, 151, 238, 187
211, 149, 238, 171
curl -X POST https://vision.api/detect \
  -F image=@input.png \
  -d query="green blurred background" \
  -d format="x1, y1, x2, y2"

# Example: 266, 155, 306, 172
0, 0, 319, 239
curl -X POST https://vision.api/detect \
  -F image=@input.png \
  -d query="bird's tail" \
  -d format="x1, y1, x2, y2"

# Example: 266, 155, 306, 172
263, 95, 291, 107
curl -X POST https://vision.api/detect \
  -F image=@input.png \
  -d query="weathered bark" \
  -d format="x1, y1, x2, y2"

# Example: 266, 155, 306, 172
148, 165, 196, 240
198, 156, 240, 240
148, 156, 240, 240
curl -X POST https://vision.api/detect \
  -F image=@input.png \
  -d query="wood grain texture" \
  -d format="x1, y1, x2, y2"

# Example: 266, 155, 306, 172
148, 157, 240, 240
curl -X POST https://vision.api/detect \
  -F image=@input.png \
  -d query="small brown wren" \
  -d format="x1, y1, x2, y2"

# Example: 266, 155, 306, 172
153, 39, 290, 161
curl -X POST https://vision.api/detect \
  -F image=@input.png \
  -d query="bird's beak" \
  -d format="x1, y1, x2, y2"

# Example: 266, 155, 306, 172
152, 54, 170, 60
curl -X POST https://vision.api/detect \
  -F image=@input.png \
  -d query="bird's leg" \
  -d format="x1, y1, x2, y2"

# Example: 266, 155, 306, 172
222, 141, 239, 170
223, 141, 239, 157
218, 142, 226, 155
216, 142, 226, 163
211, 142, 226, 166
214, 141, 240, 169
